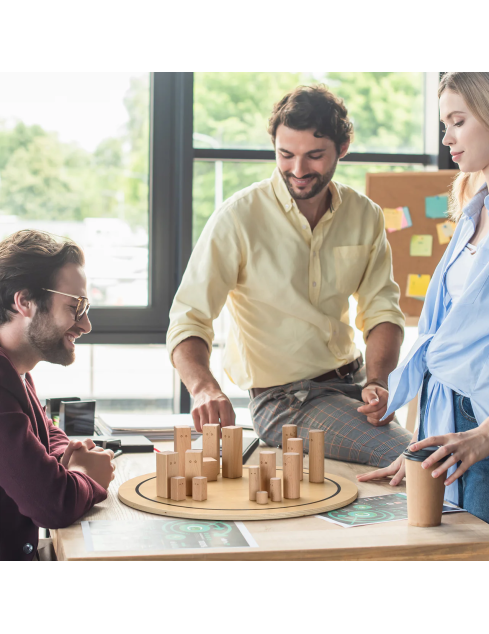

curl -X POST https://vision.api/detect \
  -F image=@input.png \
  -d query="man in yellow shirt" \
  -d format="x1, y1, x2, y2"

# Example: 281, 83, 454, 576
167, 85, 411, 466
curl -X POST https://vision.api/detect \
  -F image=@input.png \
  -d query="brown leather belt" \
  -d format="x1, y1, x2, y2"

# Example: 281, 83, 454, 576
250, 354, 363, 399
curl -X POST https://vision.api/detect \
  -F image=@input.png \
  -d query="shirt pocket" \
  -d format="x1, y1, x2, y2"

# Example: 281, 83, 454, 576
333, 246, 370, 296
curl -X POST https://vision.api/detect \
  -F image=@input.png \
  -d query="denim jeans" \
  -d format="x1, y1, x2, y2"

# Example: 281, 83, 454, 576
419, 371, 489, 523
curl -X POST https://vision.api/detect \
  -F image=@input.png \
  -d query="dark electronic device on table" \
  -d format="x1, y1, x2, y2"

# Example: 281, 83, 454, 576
59, 400, 96, 436
45, 396, 80, 419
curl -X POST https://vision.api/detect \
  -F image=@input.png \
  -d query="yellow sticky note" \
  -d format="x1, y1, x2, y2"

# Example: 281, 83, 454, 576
383, 207, 404, 232
436, 221, 456, 245
406, 274, 431, 299
410, 235, 433, 257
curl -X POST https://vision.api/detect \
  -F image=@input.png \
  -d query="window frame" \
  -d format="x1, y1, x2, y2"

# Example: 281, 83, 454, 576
82, 72, 194, 344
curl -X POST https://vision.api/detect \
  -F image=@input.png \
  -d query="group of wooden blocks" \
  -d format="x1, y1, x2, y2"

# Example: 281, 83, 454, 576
156, 424, 244, 502
155, 422, 326, 506
247, 425, 325, 505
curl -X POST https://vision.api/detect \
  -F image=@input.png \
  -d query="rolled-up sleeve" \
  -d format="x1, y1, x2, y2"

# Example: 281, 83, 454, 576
354, 204, 405, 342
167, 204, 243, 364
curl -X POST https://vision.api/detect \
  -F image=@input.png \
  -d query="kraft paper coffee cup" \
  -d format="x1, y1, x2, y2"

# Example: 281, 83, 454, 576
402, 446, 446, 527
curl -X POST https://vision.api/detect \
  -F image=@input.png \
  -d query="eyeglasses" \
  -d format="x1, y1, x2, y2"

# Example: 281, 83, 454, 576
42, 288, 90, 322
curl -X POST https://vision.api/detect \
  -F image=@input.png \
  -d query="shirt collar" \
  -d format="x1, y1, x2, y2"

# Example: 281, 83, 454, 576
271, 167, 342, 216
462, 182, 489, 220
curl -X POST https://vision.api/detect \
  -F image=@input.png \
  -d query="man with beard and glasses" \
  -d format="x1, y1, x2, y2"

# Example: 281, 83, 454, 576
168, 85, 411, 468
0, 230, 115, 560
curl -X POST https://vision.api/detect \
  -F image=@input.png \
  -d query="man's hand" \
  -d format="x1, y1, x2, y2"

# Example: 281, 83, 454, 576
60, 438, 105, 468
410, 419, 489, 486
65, 440, 116, 490
357, 385, 394, 426
192, 388, 236, 433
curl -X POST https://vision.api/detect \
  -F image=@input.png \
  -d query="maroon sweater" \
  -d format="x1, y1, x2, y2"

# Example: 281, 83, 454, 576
0, 348, 106, 560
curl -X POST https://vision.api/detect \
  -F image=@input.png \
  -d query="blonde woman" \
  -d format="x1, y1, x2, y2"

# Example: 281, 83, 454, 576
358, 72, 489, 523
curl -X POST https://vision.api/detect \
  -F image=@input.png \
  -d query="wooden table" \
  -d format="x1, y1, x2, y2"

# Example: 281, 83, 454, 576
52, 442, 489, 561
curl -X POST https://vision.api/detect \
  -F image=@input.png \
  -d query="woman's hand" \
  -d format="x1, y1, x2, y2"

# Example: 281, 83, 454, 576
356, 453, 406, 486
410, 419, 489, 486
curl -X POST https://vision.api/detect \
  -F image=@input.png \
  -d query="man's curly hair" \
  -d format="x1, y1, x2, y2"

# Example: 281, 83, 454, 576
268, 84, 354, 154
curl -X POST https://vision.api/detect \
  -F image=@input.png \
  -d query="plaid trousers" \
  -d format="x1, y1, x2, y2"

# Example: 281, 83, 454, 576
249, 369, 411, 468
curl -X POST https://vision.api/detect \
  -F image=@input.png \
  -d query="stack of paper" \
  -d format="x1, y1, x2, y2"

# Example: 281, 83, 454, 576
95, 408, 254, 440
383, 206, 412, 233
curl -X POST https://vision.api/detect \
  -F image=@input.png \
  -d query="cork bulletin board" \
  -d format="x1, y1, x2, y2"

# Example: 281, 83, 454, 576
366, 170, 458, 317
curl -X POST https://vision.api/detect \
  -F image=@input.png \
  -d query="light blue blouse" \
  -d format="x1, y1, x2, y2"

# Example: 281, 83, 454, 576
383, 183, 489, 504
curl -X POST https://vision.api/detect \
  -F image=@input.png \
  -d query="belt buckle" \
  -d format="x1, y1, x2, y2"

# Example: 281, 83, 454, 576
336, 365, 354, 384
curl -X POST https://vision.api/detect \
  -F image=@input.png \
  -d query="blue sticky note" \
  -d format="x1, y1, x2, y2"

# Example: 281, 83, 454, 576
402, 207, 412, 228
426, 195, 448, 219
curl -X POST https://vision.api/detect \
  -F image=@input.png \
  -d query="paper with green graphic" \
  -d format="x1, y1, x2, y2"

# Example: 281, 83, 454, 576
82, 519, 258, 551
315, 493, 465, 528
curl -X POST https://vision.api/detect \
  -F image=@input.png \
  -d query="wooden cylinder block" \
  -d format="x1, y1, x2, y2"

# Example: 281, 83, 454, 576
259, 451, 276, 494
270, 477, 282, 502
287, 437, 303, 481
283, 452, 300, 499
222, 426, 243, 479
202, 423, 221, 473
170, 476, 186, 501
256, 491, 269, 505
192, 476, 207, 501
248, 465, 260, 501
185, 450, 203, 495
156, 451, 179, 499
282, 424, 297, 452
309, 429, 325, 483
174, 426, 192, 477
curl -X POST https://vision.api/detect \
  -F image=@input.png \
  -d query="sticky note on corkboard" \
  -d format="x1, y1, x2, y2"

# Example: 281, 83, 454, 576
410, 235, 433, 257
426, 194, 448, 219
406, 274, 431, 300
436, 221, 456, 245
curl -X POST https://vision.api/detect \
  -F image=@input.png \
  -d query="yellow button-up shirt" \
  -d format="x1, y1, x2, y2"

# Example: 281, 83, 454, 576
167, 168, 404, 390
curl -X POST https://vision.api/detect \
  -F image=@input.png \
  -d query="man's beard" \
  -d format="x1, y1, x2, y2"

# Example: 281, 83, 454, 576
27, 310, 75, 367
280, 161, 338, 201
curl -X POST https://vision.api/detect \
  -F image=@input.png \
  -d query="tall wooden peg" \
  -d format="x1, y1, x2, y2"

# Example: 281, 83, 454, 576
174, 426, 192, 477
156, 451, 179, 499
259, 451, 276, 495
202, 423, 221, 473
282, 424, 297, 452
309, 429, 325, 483
287, 438, 303, 481
270, 477, 282, 502
283, 452, 301, 499
192, 476, 207, 501
248, 465, 260, 501
222, 426, 242, 479
185, 449, 203, 495
170, 476, 186, 501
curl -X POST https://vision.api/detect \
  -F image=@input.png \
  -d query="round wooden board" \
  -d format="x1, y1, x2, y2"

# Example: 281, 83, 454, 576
118, 467, 358, 521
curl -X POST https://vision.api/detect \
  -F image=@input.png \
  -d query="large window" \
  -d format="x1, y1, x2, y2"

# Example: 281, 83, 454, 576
1, 73, 450, 414
193, 72, 425, 153
0, 73, 150, 307
31, 344, 174, 415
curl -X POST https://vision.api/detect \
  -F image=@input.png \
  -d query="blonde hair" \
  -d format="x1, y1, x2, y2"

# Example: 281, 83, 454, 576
438, 72, 489, 221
